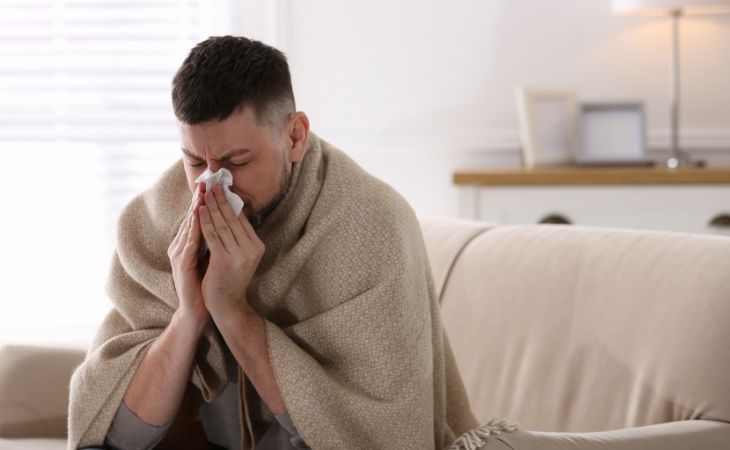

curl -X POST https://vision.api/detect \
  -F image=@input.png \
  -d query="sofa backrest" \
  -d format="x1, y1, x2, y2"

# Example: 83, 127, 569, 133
422, 220, 730, 433
418, 217, 492, 301
0, 345, 85, 438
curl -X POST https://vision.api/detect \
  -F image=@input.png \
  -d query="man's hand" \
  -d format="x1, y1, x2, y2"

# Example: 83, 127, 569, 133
123, 182, 211, 426
198, 184, 285, 415
199, 183, 265, 326
167, 182, 209, 330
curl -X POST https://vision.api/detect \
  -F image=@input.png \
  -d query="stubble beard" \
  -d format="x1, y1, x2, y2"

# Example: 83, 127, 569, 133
246, 154, 292, 229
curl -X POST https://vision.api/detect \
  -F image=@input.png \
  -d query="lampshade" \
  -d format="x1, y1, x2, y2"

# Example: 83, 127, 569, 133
613, 0, 730, 15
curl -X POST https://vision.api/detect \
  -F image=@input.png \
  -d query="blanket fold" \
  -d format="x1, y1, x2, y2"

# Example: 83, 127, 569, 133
68, 133, 479, 450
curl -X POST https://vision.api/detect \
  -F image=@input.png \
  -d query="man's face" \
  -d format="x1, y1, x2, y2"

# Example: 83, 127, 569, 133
178, 106, 291, 228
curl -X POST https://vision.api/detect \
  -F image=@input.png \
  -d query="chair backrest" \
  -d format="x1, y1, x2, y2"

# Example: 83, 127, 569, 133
421, 219, 730, 432
0, 344, 85, 438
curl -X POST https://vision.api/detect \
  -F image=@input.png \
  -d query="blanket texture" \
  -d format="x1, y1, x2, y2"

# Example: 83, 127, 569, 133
68, 133, 479, 449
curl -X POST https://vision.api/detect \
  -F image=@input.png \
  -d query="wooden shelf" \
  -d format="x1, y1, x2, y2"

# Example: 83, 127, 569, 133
453, 166, 730, 186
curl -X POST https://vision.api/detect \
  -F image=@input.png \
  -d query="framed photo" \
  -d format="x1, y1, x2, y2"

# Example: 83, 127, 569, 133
577, 102, 651, 165
515, 87, 578, 168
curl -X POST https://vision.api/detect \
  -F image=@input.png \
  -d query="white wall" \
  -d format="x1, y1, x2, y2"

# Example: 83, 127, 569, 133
250, 0, 730, 217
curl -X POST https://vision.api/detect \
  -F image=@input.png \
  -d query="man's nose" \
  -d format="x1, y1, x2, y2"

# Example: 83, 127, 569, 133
206, 160, 221, 172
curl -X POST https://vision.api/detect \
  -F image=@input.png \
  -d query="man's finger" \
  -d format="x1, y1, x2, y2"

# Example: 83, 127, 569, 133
212, 184, 247, 245
174, 195, 195, 240
174, 185, 201, 244
171, 209, 192, 255
185, 196, 203, 247
181, 206, 202, 264
204, 189, 238, 252
238, 212, 259, 244
199, 205, 226, 255
173, 184, 203, 251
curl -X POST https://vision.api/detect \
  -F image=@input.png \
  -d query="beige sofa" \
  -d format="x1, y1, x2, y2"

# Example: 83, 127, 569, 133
2, 218, 729, 449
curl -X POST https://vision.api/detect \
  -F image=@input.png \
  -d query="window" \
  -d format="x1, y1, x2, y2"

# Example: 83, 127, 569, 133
0, 0, 235, 344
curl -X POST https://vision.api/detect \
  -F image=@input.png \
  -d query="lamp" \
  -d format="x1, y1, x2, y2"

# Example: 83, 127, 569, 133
612, 0, 730, 168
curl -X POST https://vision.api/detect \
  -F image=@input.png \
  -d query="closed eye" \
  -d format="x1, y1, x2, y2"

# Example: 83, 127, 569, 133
185, 158, 205, 167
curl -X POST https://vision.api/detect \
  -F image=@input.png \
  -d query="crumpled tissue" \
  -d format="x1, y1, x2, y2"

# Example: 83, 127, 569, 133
193, 167, 245, 216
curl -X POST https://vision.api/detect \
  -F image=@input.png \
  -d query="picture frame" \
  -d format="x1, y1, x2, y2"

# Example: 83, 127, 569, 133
576, 102, 651, 166
514, 87, 578, 168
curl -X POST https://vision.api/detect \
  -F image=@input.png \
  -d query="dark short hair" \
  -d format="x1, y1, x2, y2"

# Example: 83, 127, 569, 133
172, 36, 295, 128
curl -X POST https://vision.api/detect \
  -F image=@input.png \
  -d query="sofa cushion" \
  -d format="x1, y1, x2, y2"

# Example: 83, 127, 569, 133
0, 438, 66, 450
0, 345, 85, 438
440, 224, 730, 432
497, 420, 730, 450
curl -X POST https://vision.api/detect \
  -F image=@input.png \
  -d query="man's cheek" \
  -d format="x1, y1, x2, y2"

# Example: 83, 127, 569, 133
185, 170, 204, 193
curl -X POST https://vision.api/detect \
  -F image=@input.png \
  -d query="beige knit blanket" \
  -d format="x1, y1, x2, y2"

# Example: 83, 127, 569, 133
68, 133, 482, 449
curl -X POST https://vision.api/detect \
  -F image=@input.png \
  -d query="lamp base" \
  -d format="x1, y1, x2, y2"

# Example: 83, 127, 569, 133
665, 151, 706, 169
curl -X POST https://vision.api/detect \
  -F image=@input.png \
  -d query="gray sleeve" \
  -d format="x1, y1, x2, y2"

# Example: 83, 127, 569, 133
105, 401, 173, 450
274, 411, 310, 449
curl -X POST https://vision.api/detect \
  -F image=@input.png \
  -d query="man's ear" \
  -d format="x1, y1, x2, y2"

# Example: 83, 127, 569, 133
287, 111, 309, 163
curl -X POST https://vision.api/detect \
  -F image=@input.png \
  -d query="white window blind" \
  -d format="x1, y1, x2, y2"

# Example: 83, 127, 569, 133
0, 0, 232, 343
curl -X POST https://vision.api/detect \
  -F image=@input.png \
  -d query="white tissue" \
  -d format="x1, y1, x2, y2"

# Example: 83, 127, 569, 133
193, 167, 245, 216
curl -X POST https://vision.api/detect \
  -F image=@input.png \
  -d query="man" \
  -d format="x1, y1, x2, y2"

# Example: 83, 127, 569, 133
68, 36, 481, 450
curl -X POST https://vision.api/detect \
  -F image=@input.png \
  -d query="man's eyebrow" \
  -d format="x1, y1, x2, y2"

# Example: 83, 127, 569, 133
181, 148, 203, 159
181, 147, 251, 160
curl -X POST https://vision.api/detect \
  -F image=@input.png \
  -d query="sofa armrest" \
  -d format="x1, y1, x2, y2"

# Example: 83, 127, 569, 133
0, 345, 86, 438
493, 420, 730, 450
